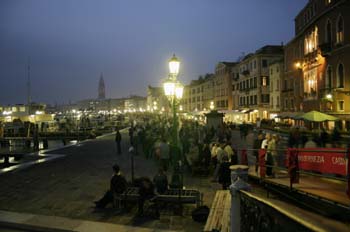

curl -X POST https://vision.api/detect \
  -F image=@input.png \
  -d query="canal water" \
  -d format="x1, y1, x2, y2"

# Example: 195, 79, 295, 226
0, 139, 76, 154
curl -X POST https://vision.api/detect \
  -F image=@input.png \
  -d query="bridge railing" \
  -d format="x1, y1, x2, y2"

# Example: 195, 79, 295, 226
235, 147, 349, 199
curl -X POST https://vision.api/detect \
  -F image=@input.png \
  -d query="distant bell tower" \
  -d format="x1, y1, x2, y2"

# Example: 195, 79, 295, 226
98, 73, 106, 99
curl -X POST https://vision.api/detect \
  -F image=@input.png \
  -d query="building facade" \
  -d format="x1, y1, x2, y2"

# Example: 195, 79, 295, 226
284, 0, 350, 130
182, 74, 215, 113
269, 59, 284, 118
236, 46, 284, 122
214, 62, 237, 111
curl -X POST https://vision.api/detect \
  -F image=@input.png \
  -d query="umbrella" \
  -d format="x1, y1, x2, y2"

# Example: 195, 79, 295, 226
299, 110, 339, 122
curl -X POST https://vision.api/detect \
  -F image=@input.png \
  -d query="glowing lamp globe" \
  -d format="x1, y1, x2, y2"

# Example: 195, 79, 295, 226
169, 54, 180, 75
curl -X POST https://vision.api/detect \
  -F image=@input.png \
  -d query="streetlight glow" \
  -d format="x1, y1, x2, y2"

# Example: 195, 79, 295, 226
163, 54, 184, 189
326, 94, 333, 99
210, 101, 214, 110
163, 81, 176, 96
175, 84, 184, 99
169, 54, 180, 75
295, 62, 301, 69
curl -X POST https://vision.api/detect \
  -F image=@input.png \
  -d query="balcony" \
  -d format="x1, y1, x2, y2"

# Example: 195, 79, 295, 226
282, 88, 293, 93
303, 91, 317, 100
319, 43, 331, 57
242, 70, 250, 76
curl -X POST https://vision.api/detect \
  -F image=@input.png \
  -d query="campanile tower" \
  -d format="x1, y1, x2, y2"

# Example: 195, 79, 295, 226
98, 73, 105, 99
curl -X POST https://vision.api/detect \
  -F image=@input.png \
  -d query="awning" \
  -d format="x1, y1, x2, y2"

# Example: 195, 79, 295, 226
238, 109, 254, 114
276, 112, 303, 119
218, 110, 243, 114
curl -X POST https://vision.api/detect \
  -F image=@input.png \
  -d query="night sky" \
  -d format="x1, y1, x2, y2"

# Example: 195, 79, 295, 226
0, 0, 307, 105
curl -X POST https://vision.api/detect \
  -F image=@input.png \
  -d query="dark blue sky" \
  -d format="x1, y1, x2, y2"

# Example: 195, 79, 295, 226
0, 0, 307, 105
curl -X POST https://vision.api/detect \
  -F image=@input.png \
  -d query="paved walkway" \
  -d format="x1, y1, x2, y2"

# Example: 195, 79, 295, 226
0, 210, 179, 232
0, 130, 222, 231
1, 128, 349, 231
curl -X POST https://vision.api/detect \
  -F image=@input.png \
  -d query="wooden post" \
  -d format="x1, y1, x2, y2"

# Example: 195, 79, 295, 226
229, 165, 251, 232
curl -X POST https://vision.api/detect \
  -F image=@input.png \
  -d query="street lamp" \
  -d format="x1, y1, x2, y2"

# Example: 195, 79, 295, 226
163, 54, 183, 147
163, 54, 184, 188
210, 101, 214, 110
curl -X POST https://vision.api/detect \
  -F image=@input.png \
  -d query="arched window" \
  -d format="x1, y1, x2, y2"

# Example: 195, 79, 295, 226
326, 19, 332, 44
336, 15, 344, 44
326, 66, 332, 89
337, 63, 344, 88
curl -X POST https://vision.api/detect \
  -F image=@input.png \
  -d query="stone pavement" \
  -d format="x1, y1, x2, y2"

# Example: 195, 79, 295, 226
0, 129, 228, 232
0, 210, 180, 232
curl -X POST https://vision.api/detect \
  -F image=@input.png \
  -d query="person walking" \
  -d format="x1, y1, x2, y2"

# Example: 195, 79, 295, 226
115, 129, 122, 155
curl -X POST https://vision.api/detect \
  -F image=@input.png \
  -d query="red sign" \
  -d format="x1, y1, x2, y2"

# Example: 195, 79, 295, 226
258, 149, 266, 178
297, 148, 347, 176
347, 148, 350, 199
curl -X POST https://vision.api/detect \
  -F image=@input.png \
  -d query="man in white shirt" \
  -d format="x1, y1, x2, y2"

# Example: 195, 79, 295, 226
261, 133, 270, 149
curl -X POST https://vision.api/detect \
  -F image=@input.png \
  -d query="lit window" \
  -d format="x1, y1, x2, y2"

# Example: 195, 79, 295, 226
304, 68, 317, 98
304, 27, 318, 54
262, 77, 267, 86
336, 15, 344, 44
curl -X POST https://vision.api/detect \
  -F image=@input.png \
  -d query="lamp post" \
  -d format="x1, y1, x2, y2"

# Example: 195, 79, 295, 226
163, 54, 183, 147
163, 54, 184, 187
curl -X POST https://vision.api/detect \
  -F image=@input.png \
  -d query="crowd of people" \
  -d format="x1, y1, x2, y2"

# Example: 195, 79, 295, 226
98, 113, 347, 216
97, 115, 247, 216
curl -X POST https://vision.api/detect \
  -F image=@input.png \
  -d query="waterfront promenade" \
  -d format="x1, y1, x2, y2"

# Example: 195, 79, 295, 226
0, 128, 349, 231
0, 129, 221, 231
